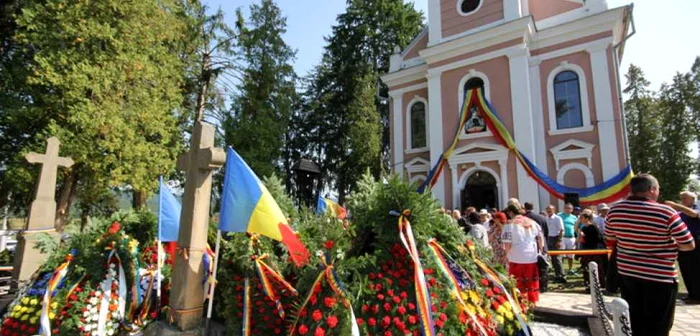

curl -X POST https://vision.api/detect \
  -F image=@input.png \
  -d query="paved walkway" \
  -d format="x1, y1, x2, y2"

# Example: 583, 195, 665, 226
538, 292, 700, 336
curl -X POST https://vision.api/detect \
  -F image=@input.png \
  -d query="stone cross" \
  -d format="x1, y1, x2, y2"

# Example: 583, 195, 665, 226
13, 137, 73, 281
168, 122, 225, 331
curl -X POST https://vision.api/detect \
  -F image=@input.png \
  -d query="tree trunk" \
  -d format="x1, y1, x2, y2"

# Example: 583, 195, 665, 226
55, 168, 78, 231
132, 189, 149, 209
79, 205, 89, 232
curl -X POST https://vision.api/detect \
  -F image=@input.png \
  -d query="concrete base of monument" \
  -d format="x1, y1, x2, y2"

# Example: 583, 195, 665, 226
143, 321, 226, 336
12, 231, 60, 283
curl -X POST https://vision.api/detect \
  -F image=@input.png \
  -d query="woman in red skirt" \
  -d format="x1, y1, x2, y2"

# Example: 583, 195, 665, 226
502, 199, 544, 304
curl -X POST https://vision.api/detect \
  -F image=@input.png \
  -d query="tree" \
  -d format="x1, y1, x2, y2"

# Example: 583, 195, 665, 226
687, 57, 700, 174
223, 0, 297, 179
297, 0, 423, 202
623, 64, 661, 175
656, 73, 696, 201
0, 0, 190, 228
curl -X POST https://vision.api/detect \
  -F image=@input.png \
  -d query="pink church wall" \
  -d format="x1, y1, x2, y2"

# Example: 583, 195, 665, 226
404, 33, 429, 60
531, 31, 612, 56
529, 0, 583, 22
441, 0, 504, 39
430, 37, 523, 69
563, 169, 587, 189
439, 55, 517, 209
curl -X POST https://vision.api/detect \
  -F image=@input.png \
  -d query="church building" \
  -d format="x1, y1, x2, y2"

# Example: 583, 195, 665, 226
382, 0, 634, 211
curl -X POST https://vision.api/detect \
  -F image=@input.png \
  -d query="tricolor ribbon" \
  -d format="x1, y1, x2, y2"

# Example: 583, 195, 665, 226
426, 239, 488, 336
470, 251, 530, 336
289, 252, 353, 336
202, 244, 216, 299
97, 245, 127, 335
254, 254, 298, 319
242, 277, 251, 336
397, 210, 436, 336
39, 251, 75, 336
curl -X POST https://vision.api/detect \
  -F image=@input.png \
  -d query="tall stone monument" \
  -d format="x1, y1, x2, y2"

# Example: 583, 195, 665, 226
13, 137, 73, 282
168, 122, 225, 331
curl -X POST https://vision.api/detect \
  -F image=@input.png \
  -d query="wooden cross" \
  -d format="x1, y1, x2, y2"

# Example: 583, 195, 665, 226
25, 137, 74, 202
169, 121, 226, 331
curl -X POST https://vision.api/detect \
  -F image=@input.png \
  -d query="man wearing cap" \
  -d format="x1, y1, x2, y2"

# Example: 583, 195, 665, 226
593, 204, 610, 232
666, 191, 700, 303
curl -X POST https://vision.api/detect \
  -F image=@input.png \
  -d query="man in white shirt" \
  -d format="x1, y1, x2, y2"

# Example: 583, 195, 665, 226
546, 205, 566, 282
593, 203, 609, 232
469, 221, 491, 248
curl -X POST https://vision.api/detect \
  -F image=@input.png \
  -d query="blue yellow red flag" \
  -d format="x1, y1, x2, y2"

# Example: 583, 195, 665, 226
316, 196, 347, 219
219, 148, 309, 266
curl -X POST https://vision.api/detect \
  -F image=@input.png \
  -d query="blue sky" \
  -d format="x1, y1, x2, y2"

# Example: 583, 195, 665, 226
205, 0, 700, 90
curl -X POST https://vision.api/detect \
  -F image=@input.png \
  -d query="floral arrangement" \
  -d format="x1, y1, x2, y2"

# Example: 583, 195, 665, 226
1, 272, 52, 336
76, 259, 124, 336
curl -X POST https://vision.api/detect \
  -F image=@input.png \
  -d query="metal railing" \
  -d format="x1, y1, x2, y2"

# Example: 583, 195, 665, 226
588, 261, 632, 336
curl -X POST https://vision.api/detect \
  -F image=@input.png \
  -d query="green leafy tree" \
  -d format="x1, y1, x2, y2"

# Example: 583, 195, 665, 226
656, 73, 696, 200
688, 57, 700, 174
0, 0, 191, 228
223, 0, 297, 179
623, 64, 661, 175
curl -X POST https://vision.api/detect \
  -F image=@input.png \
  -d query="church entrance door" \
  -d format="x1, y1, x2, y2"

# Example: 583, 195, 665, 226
461, 170, 498, 211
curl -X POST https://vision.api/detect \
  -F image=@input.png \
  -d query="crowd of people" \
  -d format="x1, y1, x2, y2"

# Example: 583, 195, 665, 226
441, 173, 700, 336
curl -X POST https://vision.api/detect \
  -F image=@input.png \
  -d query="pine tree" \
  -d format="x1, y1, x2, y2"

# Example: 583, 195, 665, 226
0, 0, 190, 227
623, 64, 661, 175
223, 0, 297, 179
656, 73, 695, 200
297, 0, 423, 202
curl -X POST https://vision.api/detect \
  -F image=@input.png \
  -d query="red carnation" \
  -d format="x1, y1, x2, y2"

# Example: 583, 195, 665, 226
362, 304, 369, 312
375, 283, 383, 291
314, 327, 325, 336
384, 331, 393, 336
382, 316, 391, 328
492, 301, 500, 310
439, 313, 447, 322
369, 273, 376, 280
326, 315, 338, 328
377, 294, 385, 300
368, 317, 377, 326
408, 303, 416, 310
435, 319, 444, 328
459, 311, 468, 324
397, 306, 406, 314
356, 318, 364, 325
497, 296, 506, 304
383, 302, 391, 312
480, 278, 490, 286
324, 297, 337, 308
324, 240, 334, 250
485, 290, 494, 298
392, 296, 401, 304
107, 222, 120, 235
408, 315, 417, 324
493, 286, 502, 294
312, 309, 323, 322
298, 324, 309, 335
310, 295, 318, 305
371, 304, 379, 313
440, 301, 447, 309
400, 291, 408, 299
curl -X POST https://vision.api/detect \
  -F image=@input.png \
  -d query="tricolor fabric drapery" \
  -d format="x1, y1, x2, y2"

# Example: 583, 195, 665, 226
418, 89, 632, 205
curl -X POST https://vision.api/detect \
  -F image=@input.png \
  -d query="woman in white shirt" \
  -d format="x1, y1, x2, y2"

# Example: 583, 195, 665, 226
502, 200, 544, 304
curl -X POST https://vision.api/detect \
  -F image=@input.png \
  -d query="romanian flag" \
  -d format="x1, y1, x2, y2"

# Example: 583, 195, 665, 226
219, 148, 310, 266
316, 196, 347, 219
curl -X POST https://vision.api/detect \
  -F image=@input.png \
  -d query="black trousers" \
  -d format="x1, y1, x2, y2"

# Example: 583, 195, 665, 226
678, 233, 700, 300
620, 275, 678, 336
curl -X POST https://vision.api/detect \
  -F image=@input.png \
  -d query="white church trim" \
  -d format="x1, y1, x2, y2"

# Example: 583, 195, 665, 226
458, 70, 494, 140
405, 157, 431, 175
549, 139, 595, 170
546, 61, 593, 136
448, 143, 509, 209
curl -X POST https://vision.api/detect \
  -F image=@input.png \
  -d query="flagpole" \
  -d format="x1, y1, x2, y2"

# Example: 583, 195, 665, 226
205, 230, 222, 333
157, 176, 163, 303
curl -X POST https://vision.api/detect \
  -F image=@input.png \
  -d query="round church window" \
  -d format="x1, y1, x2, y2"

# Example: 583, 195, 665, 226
459, 0, 482, 15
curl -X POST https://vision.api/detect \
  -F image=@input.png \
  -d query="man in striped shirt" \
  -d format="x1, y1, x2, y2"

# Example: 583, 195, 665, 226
605, 174, 695, 336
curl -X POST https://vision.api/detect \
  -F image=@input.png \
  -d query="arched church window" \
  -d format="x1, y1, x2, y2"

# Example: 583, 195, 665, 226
459, 0, 482, 15
463, 77, 486, 134
410, 102, 427, 149
553, 71, 583, 129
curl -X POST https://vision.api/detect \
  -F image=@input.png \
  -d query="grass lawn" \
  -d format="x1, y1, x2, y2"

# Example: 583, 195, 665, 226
545, 258, 688, 295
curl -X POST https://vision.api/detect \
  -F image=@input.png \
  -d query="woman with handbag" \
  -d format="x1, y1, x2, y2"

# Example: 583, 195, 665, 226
502, 199, 543, 304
